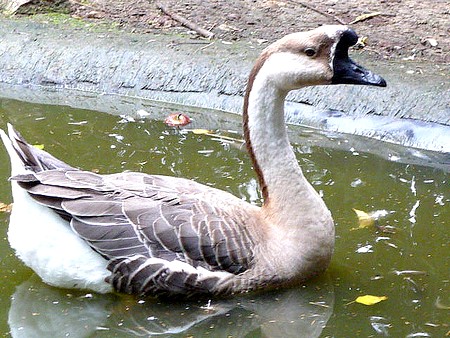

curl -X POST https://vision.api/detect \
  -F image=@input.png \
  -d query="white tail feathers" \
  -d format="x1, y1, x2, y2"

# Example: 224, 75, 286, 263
0, 124, 29, 176
1, 123, 74, 176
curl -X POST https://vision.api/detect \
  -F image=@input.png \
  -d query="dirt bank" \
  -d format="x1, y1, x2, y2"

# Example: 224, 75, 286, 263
0, 1, 448, 152
66, 0, 449, 63
3, 0, 449, 63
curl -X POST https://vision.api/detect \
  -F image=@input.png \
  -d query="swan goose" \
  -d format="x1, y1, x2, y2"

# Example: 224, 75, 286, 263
1, 25, 386, 297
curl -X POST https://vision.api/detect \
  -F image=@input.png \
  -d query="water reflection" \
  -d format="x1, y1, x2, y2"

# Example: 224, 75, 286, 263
1, 97, 448, 337
9, 275, 334, 337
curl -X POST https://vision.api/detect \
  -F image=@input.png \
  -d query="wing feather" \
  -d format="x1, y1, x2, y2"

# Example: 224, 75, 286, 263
62, 199, 123, 216
13, 168, 257, 276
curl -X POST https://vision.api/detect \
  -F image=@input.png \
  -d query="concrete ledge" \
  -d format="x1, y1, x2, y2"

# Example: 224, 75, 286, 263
0, 18, 448, 152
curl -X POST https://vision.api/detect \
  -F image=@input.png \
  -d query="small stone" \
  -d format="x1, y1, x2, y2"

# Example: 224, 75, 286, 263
421, 38, 438, 48
86, 11, 103, 19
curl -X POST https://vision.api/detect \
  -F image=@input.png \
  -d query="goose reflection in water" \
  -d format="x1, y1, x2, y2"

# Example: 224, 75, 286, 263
8, 275, 334, 337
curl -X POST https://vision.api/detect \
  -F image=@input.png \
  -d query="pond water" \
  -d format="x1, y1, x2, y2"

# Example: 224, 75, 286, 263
0, 97, 448, 337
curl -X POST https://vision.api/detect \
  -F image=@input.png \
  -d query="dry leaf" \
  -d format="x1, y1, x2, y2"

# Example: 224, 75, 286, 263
164, 113, 191, 127
355, 295, 388, 305
190, 129, 213, 135
0, 202, 13, 213
349, 12, 382, 25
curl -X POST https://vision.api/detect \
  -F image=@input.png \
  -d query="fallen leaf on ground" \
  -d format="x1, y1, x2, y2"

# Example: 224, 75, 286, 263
349, 12, 382, 25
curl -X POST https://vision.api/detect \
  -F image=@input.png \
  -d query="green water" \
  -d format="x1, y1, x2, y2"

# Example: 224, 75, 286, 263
0, 97, 448, 337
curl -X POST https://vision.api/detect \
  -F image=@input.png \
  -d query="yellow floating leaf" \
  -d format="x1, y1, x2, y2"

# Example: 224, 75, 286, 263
352, 208, 374, 229
33, 144, 45, 150
355, 295, 388, 305
190, 129, 213, 135
0, 202, 13, 213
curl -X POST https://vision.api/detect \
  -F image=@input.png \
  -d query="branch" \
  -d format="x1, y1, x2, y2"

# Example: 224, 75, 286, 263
288, 1, 346, 25
156, 2, 214, 39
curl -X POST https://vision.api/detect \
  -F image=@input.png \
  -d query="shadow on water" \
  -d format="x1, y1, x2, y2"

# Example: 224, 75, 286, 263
8, 274, 334, 337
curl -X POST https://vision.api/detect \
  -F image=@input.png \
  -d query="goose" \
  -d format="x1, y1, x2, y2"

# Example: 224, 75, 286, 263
1, 25, 386, 297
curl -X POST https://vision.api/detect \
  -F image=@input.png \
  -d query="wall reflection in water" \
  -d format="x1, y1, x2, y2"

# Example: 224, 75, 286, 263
9, 274, 334, 337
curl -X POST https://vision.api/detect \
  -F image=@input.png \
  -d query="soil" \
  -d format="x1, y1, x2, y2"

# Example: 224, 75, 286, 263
11, 0, 450, 63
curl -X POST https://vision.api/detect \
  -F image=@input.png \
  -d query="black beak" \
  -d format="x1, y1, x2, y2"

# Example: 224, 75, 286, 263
331, 30, 386, 87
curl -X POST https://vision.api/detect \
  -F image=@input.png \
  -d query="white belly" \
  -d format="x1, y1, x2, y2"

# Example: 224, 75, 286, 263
8, 182, 112, 294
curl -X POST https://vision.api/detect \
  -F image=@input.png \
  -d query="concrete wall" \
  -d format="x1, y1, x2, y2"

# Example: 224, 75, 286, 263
0, 18, 448, 152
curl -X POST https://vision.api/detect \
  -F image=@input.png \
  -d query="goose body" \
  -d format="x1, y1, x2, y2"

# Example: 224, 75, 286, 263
1, 25, 386, 297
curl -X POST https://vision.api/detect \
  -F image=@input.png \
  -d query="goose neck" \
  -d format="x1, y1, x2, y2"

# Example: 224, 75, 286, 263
243, 71, 311, 210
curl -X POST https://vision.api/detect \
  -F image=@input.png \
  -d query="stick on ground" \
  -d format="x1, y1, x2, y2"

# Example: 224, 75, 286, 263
290, 1, 346, 25
156, 3, 214, 39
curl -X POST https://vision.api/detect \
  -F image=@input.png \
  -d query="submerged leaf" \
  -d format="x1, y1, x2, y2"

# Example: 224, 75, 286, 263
352, 208, 374, 229
355, 295, 388, 305
435, 296, 450, 310
352, 208, 392, 230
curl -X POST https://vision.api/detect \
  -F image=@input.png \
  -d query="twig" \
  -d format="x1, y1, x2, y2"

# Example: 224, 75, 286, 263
196, 41, 215, 53
349, 12, 381, 25
288, 0, 346, 25
156, 2, 214, 39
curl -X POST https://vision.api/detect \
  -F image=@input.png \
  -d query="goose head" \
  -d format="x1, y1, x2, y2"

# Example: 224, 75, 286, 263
249, 25, 386, 92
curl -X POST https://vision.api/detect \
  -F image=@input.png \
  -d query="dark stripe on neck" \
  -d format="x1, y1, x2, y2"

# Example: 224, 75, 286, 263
242, 51, 271, 204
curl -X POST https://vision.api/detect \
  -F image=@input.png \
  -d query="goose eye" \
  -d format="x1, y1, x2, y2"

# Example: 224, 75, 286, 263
304, 48, 316, 57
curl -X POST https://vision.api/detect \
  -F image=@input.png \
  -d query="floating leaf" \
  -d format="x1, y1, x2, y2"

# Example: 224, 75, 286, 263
190, 129, 213, 135
355, 295, 388, 305
33, 144, 45, 150
164, 113, 191, 127
0, 202, 13, 213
